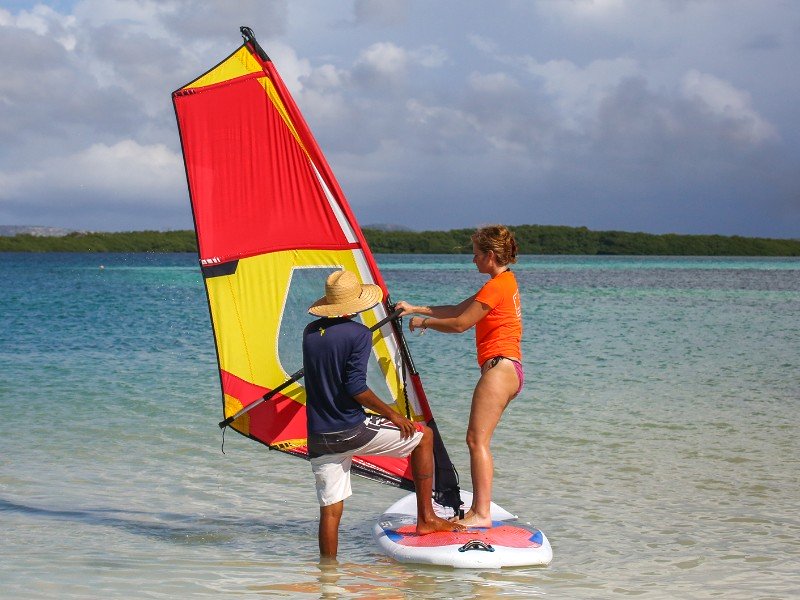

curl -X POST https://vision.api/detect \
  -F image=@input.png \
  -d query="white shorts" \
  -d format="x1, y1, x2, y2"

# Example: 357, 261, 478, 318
310, 415, 424, 506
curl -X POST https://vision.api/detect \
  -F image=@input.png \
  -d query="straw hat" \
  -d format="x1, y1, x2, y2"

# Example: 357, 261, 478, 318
308, 270, 383, 317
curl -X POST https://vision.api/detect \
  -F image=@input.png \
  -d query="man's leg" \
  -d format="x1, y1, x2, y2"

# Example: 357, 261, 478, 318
348, 417, 463, 535
409, 426, 465, 534
312, 453, 352, 559
319, 500, 344, 558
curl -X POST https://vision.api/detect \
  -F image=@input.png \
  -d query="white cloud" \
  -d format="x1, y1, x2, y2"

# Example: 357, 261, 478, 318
357, 42, 408, 76
469, 34, 641, 132
468, 71, 520, 94
305, 63, 344, 90
406, 99, 479, 136
467, 34, 498, 55
266, 41, 314, 96
681, 70, 778, 144
352, 0, 407, 27
0, 140, 183, 202
73, 0, 169, 31
410, 45, 448, 68
1, 3, 77, 50
352, 41, 445, 79
553, 0, 627, 18
521, 57, 640, 131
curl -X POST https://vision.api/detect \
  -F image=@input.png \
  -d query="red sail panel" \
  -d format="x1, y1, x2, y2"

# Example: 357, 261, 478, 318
174, 75, 351, 263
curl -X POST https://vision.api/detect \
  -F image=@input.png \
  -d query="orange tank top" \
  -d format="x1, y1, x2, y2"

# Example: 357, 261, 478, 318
474, 270, 522, 366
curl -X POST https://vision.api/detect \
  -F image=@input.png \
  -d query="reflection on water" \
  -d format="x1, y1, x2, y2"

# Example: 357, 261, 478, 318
249, 559, 550, 599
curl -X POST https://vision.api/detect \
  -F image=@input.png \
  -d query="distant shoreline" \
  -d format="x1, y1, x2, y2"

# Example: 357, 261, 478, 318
1, 226, 798, 256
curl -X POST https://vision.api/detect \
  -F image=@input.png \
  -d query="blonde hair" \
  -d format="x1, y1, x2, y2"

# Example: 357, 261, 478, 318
471, 225, 518, 266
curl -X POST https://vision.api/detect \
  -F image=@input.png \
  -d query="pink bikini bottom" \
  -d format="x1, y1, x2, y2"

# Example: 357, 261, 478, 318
481, 356, 525, 397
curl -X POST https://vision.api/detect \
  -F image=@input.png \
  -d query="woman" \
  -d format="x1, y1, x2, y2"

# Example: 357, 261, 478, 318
396, 225, 523, 527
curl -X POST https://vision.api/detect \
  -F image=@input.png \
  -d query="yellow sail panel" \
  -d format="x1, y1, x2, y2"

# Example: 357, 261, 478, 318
182, 47, 262, 90
270, 438, 308, 452
206, 250, 359, 387
205, 252, 290, 389
224, 394, 250, 435
205, 247, 418, 420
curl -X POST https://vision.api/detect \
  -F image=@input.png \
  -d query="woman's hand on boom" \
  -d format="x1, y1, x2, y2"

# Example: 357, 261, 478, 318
394, 300, 416, 316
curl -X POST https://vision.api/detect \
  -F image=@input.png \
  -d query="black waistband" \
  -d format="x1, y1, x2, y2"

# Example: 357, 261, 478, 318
307, 419, 378, 458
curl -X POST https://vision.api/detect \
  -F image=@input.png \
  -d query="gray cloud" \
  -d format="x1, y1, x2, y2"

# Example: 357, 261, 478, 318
160, 0, 288, 41
0, 0, 797, 237
352, 0, 408, 28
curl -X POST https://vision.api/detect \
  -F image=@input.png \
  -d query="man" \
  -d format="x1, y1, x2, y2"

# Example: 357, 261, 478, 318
303, 269, 462, 558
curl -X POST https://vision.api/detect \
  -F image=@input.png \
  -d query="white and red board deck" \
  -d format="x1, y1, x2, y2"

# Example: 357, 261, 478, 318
373, 491, 553, 568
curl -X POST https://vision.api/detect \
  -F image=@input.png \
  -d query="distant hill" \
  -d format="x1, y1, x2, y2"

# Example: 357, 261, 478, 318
0, 225, 798, 256
0, 225, 76, 237
363, 223, 413, 232
363, 225, 800, 256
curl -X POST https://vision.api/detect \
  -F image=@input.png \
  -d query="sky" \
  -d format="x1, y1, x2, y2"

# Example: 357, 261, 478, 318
0, 0, 798, 237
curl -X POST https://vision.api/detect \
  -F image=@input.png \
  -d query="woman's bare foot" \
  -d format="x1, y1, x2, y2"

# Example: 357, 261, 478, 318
416, 515, 467, 535
454, 512, 493, 528
451, 508, 475, 522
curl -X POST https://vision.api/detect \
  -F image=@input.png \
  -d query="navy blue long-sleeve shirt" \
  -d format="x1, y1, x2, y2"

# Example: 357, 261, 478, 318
302, 317, 372, 435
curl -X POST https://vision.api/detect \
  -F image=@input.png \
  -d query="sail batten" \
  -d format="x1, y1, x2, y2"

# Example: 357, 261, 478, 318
173, 27, 460, 510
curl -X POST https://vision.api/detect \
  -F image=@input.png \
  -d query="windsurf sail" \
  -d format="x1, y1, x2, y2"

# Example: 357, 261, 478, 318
172, 27, 460, 511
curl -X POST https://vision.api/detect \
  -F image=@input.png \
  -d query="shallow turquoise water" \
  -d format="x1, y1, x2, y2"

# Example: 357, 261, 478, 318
1, 253, 798, 598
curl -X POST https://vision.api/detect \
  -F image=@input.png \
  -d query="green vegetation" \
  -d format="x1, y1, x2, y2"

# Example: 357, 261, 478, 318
1, 226, 798, 256
0, 230, 197, 253
363, 225, 800, 256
